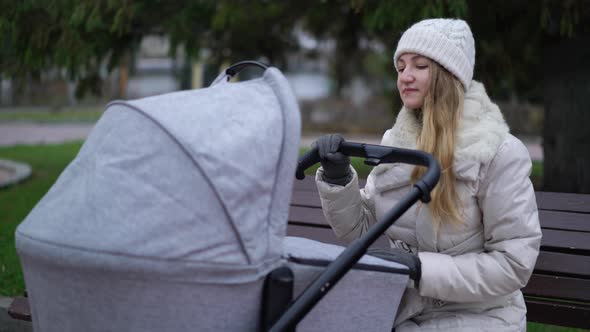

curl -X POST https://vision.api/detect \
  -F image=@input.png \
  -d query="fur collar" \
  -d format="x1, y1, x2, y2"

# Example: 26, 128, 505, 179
374, 81, 509, 176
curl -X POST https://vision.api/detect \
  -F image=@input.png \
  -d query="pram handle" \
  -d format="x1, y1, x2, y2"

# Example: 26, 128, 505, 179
295, 142, 440, 203
270, 144, 440, 331
225, 61, 269, 78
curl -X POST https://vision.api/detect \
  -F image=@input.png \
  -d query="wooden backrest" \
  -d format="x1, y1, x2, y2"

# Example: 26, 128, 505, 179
288, 177, 590, 329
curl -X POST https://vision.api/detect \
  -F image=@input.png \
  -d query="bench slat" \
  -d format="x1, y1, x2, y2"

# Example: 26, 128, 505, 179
540, 228, 590, 252
287, 224, 347, 246
291, 190, 590, 233
524, 274, 590, 302
294, 178, 590, 213
535, 192, 590, 214
535, 251, 590, 277
292, 177, 320, 191
289, 206, 590, 253
538, 210, 590, 232
525, 298, 590, 329
291, 190, 322, 207
289, 206, 327, 227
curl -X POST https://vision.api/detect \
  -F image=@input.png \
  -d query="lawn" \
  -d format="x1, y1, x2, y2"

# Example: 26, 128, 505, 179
0, 141, 84, 296
0, 106, 103, 123
2, 142, 580, 331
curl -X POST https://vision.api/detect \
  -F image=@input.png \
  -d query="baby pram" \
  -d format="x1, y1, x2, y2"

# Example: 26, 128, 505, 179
14, 62, 439, 331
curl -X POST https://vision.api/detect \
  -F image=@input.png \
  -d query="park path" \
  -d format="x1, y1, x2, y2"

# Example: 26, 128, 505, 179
0, 122, 543, 161
0, 122, 94, 146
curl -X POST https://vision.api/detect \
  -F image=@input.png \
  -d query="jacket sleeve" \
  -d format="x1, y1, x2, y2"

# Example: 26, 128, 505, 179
418, 137, 542, 302
315, 166, 378, 243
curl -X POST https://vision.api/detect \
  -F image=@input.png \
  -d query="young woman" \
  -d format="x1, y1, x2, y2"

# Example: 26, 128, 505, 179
313, 18, 541, 331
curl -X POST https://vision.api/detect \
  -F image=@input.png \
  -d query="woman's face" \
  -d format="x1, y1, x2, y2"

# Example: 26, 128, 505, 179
396, 53, 432, 109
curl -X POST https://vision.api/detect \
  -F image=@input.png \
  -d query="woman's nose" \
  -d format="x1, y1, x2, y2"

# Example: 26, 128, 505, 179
399, 69, 414, 82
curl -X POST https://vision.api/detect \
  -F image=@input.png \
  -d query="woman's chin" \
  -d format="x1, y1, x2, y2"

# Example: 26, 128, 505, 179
402, 101, 424, 109
400, 94, 424, 109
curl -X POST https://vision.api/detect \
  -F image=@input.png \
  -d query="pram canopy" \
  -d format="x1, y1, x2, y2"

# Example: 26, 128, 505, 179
16, 66, 300, 283
15, 64, 412, 332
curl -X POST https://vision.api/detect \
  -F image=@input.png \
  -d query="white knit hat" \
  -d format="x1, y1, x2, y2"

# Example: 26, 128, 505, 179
394, 18, 475, 90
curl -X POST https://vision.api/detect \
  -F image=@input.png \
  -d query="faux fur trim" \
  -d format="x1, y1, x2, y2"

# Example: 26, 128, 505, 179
375, 81, 508, 174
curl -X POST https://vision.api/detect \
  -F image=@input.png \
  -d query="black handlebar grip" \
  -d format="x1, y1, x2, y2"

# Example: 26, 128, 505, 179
226, 61, 269, 78
295, 142, 440, 203
295, 147, 320, 180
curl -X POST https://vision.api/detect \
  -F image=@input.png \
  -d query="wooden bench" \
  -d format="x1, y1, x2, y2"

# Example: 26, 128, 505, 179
8, 177, 590, 329
288, 177, 590, 330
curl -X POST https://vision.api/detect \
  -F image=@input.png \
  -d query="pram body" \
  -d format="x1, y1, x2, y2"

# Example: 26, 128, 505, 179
14, 63, 432, 331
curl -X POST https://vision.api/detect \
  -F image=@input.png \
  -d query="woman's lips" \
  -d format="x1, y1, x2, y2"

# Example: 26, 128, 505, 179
403, 88, 418, 93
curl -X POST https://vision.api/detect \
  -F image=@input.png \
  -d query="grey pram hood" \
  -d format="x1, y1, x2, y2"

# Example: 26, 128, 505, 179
16, 66, 301, 285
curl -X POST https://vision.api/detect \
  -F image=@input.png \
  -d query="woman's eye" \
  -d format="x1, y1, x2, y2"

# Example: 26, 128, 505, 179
416, 65, 428, 69
397, 67, 405, 73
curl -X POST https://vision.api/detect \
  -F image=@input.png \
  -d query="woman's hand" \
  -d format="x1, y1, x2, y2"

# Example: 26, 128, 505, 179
313, 134, 352, 186
367, 247, 422, 289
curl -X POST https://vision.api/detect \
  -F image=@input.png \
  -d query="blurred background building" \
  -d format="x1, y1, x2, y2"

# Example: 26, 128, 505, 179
0, 31, 542, 137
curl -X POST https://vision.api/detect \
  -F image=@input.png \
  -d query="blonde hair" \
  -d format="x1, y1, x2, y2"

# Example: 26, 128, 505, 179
411, 62, 464, 227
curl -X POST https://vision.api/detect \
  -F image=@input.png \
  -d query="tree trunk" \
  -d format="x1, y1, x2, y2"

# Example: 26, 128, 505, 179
117, 52, 130, 99
543, 35, 590, 193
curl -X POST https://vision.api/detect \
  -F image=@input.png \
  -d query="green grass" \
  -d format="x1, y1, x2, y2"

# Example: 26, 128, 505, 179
2, 143, 579, 332
0, 107, 103, 123
527, 322, 588, 332
0, 141, 84, 296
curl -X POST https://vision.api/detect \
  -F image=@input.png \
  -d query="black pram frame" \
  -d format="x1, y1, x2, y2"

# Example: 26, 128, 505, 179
265, 141, 440, 331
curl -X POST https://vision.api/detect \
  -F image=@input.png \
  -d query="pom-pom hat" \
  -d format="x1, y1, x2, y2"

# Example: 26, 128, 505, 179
394, 18, 475, 91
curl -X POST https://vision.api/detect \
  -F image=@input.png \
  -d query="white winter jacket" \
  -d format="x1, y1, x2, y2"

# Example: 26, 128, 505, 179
315, 81, 542, 331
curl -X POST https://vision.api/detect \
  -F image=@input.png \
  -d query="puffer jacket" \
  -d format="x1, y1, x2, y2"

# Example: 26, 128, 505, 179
315, 81, 542, 331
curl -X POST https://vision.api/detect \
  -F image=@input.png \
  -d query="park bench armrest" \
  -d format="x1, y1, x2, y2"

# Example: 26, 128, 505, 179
8, 296, 31, 322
